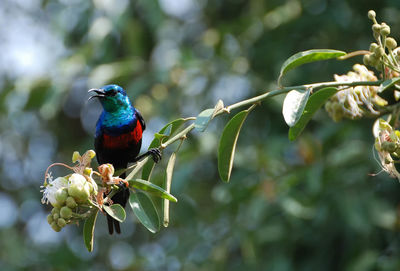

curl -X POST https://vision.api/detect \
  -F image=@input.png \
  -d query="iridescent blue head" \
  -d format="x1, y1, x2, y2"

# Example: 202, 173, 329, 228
88, 84, 132, 113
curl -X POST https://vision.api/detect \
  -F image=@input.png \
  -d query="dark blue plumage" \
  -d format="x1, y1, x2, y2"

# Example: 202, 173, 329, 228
89, 84, 160, 234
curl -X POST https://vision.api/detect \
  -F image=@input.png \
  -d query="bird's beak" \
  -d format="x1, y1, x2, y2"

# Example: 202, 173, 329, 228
88, 88, 106, 101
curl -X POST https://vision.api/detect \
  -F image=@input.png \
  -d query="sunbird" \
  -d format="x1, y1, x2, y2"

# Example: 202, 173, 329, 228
89, 84, 161, 234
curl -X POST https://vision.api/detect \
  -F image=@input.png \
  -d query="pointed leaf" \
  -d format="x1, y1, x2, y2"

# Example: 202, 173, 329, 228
289, 87, 338, 140
83, 210, 98, 252
128, 179, 177, 202
194, 100, 224, 132
278, 49, 346, 86
103, 204, 126, 223
129, 191, 160, 233
379, 77, 400, 93
163, 152, 176, 227
282, 89, 311, 127
218, 108, 252, 182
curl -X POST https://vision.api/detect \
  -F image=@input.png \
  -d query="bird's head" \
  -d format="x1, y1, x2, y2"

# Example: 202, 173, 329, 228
88, 84, 131, 112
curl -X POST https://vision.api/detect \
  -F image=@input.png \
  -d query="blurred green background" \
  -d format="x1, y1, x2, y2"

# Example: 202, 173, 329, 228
2, 0, 400, 270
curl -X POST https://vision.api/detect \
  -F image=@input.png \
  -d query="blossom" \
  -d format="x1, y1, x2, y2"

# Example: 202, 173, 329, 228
41, 176, 68, 206
325, 64, 387, 121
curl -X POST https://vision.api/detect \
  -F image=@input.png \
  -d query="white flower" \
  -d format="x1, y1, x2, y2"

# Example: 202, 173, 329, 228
41, 177, 68, 206
327, 64, 387, 121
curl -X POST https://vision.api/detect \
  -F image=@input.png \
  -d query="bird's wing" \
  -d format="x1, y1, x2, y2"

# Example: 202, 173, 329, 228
135, 109, 146, 131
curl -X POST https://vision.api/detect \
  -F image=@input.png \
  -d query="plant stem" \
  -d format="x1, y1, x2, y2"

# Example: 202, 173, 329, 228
123, 78, 391, 178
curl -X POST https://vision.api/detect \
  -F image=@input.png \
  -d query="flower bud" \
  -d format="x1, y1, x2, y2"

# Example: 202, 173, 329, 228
370, 43, 379, 52
68, 173, 90, 202
372, 24, 381, 34
55, 188, 68, 205
368, 53, 379, 66
84, 167, 92, 176
51, 221, 62, 232
66, 196, 77, 209
375, 47, 385, 57
47, 214, 54, 224
380, 24, 390, 36
386, 37, 397, 50
363, 54, 371, 66
60, 206, 73, 219
51, 207, 60, 215
368, 10, 376, 20
53, 212, 60, 220
72, 151, 81, 163
57, 218, 67, 228
86, 150, 96, 160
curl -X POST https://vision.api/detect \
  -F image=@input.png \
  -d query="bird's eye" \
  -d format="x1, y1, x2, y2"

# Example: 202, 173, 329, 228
108, 89, 118, 96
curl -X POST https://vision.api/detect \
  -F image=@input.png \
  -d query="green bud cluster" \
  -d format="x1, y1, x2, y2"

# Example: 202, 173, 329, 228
42, 150, 100, 232
44, 173, 97, 232
365, 10, 400, 73
46, 206, 73, 232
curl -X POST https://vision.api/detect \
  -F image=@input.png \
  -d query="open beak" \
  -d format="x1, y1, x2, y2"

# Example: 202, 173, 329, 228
88, 88, 106, 101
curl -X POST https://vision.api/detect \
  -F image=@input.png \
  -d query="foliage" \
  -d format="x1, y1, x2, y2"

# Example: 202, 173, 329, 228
3, 1, 400, 270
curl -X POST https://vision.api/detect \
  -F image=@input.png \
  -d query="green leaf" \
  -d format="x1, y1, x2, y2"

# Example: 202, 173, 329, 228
83, 210, 98, 252
289, 87, 338, 141
103, 204, 126, 222
282, 89, 311, 127
129, 190, 160, 233
218, 107, 252, 182
278, 49, 346, 86
128, 179, 177, 202
163, 152, 176, 227
194, 100, 224, 132
379, 77, 400, 93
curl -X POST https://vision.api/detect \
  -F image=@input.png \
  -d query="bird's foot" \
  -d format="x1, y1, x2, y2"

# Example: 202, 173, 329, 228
149, 148, 162, 163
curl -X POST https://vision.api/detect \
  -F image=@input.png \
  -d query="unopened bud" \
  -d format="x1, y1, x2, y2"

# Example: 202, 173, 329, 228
51, 221, 62, 232
381, 24, 390, 36
84, 167, 92, 176
72, 151, 81, 163
60, 206, 73, 219
375, 47, 385, 57
370, 43, 379, 52
372, 24, 381, 34
51, 207, 60, 215
68, 173, 90, 202
57, 218, 67, 228
86, 150, 96, 159
55, 188, 68, 205
47, 214, 54, 224
386, 37, 397, 50
368, 10, 376, 20
363, 54, 371, 66
53, 213, 60, 220
66, 196, 77, 209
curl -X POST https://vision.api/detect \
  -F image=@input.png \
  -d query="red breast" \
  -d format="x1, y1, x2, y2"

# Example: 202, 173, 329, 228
102, 119, 143, 149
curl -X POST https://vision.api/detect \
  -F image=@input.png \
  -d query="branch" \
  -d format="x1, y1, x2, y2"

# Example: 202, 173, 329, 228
123, 78, 387, 179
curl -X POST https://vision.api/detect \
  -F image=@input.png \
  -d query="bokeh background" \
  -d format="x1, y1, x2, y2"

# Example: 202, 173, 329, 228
1, 0, 400, 270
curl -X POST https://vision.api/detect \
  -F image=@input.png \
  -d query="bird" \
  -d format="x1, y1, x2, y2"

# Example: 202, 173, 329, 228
89, 84, 161, 234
